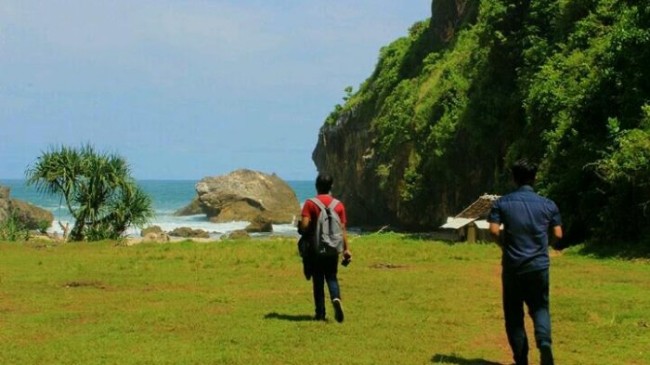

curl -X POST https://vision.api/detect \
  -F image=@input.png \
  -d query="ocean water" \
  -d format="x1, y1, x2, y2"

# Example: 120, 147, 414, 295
0, 179, 314, 239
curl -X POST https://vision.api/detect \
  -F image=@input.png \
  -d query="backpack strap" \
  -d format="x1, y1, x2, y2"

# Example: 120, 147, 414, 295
310, 197, 339, 211
309, 197, 326, 211
327, 198, 340, 210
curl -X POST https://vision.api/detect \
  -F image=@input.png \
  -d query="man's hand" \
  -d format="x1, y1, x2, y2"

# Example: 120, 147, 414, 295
489, 222, 503, 248
549, 225, 564, 250
298, 216, 310, 235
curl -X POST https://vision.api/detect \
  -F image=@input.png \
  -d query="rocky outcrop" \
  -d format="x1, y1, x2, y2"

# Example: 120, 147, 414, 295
0, 185, 54, 231
430, 0, 476, 42
141, 225, 164, 237
245, 215, 274, 233
223, 229, 250, 240
190, 169, 300, 224
142, 231, 170, 243
10, 199, 54, 231
0, 186, 10, 223
174, 198, 203, 216
169, 227, 210, 239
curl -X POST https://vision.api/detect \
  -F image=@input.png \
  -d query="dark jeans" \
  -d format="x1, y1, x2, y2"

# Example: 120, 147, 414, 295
502, 268, 554, 365
311, 255, 340, 318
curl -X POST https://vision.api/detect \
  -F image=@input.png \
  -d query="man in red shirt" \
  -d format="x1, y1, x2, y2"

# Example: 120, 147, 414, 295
299, 173, 352, 322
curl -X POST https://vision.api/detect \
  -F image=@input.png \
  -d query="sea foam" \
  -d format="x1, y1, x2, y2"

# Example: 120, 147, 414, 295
1, 179, 311, 239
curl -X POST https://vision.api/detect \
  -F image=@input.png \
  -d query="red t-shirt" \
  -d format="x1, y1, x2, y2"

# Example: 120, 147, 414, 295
301, 194, 347, 232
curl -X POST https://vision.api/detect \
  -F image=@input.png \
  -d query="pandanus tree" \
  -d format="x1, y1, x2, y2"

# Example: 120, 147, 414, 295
25, 144, 154, 241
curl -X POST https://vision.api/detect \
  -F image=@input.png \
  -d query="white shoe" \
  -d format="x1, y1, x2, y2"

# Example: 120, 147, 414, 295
332, 298, 344, 323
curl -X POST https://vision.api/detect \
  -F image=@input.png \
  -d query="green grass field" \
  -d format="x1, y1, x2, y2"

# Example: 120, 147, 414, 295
1, 234, 648, 364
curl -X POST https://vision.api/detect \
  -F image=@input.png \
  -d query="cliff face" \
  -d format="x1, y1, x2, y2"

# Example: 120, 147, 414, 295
312, 0, 480, 230
312, 0, 650, 242
430, 0, 474, 41
312, 109, 384, 227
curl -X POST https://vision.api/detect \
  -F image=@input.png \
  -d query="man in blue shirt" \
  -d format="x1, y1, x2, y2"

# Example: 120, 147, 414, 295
488, 159, 563, 365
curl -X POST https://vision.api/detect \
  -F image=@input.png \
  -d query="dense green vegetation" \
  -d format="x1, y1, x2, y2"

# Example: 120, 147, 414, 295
25, 144, 154, 241
327, 0, 650, 247
0, 236, 648, 364
0, 212, 30, 241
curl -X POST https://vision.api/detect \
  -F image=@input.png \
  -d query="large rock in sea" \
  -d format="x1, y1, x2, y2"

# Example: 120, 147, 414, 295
245, 215, 274, 233
189, 169, 300, 224
174, 197, 203, 216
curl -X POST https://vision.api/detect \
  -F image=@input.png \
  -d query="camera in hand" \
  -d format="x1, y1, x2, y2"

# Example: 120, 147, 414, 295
341, 257, 351, 267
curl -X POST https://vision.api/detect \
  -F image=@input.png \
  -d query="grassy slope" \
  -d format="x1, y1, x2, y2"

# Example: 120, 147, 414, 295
0, 235, 648, 365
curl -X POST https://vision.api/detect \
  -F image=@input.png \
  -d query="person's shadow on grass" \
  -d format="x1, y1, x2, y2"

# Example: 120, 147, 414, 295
431, 353, 506, 365
264, 312, 314, 322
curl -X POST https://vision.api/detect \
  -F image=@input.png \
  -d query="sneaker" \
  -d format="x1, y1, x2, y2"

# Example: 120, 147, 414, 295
313, 314, 326, 321
332, 298, 344, 323
540, 345, 554, 365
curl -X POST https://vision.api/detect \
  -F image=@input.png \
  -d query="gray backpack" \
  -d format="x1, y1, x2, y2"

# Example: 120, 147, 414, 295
309, 198, 344, 256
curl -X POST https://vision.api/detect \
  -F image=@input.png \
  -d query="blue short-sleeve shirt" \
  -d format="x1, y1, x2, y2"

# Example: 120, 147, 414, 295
488, 185, 562, 274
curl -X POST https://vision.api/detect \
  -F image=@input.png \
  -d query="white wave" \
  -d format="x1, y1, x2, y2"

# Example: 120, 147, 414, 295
47, 215, 299, 239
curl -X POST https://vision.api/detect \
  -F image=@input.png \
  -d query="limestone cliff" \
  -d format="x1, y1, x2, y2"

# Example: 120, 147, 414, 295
312, 0, 480, 230
430, 0, 475, 42
313, 0, 650, 245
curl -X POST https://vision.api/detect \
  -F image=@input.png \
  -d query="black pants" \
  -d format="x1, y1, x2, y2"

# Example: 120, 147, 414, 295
310, 255, 340, 319
502, 268, 553, 365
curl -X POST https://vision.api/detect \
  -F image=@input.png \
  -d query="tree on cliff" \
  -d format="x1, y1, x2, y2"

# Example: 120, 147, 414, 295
314, 0, 650, 247
25, 144, 154, 241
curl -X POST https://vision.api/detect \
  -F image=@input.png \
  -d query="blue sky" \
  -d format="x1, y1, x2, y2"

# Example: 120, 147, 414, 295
0, 1, 430, 180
